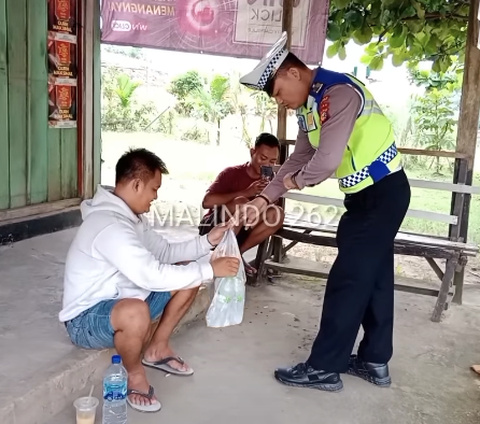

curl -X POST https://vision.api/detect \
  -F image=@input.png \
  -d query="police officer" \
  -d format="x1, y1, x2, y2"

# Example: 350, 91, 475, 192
236, 32, 411, 392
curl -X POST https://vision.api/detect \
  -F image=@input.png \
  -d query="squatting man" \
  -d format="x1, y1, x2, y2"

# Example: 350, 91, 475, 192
59, 148, 240, 413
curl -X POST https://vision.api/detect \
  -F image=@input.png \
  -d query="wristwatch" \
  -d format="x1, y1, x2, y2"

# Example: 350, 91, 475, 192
291, 170, 301, 189
256, 194, 271, 204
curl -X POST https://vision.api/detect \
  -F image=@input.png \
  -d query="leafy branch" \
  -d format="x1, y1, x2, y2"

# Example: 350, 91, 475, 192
326, 0, 470, 72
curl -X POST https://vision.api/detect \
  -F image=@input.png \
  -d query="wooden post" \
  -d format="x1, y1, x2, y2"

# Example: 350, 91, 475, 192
451, 0, 480, 304
83, 0, 95, 199
273, 0, 294, 263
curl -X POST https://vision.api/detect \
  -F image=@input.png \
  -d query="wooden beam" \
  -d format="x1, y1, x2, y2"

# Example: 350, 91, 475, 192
283, 192, 459, 225
281, 140, 471, 159
431, 257, 458, 322
456, 0, 480, 169
277, 225, 478, 254
397, 148, 469, 159
282, 229, 313, 256
76, 0, 84, 197
272, 164, 479, 194
407, 178, 480, 194
83, 0, 94, 199
425, 257, 444, 281
275, 228, 478, 259
451, 0, 480, 303
0, 198, 81, 222
273, 0, 293, 263
264, 257, 448, 298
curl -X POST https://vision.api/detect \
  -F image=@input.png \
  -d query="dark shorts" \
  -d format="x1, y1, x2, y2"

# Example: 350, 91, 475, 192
198, 206, 250, 247
64, 291, 171, 350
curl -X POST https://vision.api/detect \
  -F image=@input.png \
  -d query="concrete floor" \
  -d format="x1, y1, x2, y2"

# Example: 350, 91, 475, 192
0, 226, 218, 424
52, 277, 480, 424
3, 226, 480, 424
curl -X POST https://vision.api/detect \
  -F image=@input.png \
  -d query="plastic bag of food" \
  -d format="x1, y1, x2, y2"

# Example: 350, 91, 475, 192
206, 229, 246, 328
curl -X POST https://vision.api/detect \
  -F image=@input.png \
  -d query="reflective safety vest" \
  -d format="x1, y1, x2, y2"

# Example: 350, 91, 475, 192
296, 68, 402, 194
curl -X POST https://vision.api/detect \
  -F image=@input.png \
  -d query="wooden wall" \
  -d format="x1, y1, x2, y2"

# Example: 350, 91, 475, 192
0, 0, 78, 212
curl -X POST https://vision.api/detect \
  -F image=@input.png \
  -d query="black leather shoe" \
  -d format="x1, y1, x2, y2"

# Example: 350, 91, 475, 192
274, 362, 343, 392
347, 355, 391, 387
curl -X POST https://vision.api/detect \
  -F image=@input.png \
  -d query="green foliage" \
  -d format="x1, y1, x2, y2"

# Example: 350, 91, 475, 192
115, 74, 142, 108
186, 74, 235, 145
327, 0, 469, 72
228, 72, 255, 148
166, 69, 279, 148
102, 45, 145, 59
168, 70, 206, 115
408, 66, 458, 173
101, 67, 159, 132
180, 125, 210, 144
252, 91, 277, 133
407, 58, 463, 92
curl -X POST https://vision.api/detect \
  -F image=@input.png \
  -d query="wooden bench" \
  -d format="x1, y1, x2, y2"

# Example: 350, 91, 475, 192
251, 155, 479, 323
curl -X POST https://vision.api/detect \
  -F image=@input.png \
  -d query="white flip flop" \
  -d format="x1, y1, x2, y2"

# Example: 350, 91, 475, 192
126, 385, 162, 413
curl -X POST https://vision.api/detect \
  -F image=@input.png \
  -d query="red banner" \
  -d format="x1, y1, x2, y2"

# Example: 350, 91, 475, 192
100, 0, 329, 65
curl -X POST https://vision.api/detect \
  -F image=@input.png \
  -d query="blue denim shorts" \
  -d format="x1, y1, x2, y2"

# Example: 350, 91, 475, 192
64, 291, 171, 350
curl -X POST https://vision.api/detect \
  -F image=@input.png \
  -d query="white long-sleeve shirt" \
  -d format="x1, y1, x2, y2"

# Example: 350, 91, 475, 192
59, 185, 214, 322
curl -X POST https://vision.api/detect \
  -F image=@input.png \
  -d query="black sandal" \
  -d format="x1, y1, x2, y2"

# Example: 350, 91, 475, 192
142, 356, 194, 376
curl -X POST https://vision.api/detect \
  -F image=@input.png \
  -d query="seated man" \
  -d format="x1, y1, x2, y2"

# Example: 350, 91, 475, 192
59, 148, 239, 413
199, 132, 285, 275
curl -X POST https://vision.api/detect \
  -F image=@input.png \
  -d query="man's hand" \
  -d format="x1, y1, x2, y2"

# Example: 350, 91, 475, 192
283, 172, 299, 190
231, 196, 269, 228
243, 180, 269, 198
211, 256, 240, 277
207, 221, 233, 246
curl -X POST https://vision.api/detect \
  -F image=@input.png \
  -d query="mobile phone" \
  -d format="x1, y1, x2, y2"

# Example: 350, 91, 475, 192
260, 165, 274, 181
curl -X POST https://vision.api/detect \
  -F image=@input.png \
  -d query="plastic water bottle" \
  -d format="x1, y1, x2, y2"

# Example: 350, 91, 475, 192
102, 355, 128, 424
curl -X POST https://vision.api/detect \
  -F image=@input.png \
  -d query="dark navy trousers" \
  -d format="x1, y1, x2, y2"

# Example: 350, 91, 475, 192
308, 169, 411, 372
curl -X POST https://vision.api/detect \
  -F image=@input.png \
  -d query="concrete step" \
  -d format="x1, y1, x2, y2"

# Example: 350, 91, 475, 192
0, 226, 213, 424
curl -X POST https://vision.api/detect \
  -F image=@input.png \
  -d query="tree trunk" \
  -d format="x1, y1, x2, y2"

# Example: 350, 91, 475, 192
259, 116, 265, 133
400, 115, 412, 146
241, 113, 252, 148
216, 119, 221, 146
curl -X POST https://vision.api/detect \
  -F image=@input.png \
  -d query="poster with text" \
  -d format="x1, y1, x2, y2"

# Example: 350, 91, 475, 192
48, 0, 77, 39
100, 0, 329, 65
48, 83, 77, 128
47, 0, 78, 128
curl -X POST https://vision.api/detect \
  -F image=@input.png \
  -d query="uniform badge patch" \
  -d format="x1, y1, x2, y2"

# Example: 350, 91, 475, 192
306, 110, 317, 132
297, 114, 307, 132
312, 82, 323, 93
320, 95, 330, 124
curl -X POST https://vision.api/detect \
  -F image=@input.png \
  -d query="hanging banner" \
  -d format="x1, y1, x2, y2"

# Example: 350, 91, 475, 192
47, 0, 78, 129
100, 0, 330, 65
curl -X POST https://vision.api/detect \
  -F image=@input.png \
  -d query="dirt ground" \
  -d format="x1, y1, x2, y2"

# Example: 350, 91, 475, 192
289, 243, 480, 289
53, 275, 480, 424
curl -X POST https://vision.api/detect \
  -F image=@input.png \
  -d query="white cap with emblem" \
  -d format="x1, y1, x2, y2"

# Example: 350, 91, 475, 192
239, 31, 289, 91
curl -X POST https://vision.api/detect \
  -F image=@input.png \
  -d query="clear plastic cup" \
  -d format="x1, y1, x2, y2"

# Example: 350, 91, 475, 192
73, 396, 99, 424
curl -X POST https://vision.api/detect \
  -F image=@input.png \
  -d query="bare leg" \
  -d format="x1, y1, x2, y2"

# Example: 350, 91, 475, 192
143, 287, 199, 371
111, 299, 156, 407
224, 197, 249, 236
223, 197, 273, 275
240, 205, 284, 260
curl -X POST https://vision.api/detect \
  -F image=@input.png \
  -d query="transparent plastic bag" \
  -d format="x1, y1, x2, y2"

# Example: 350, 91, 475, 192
206, 229, 246, 328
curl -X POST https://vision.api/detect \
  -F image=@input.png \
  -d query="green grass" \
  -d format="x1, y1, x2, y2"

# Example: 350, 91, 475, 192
292, 168, 480, 245
102, 131, 480, 245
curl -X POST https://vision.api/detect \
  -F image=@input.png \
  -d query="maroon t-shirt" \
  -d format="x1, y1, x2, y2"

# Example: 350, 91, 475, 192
203, 163, 258, 218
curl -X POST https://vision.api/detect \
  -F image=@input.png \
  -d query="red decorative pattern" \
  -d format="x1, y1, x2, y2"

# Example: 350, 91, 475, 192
320, 95, 330, 124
